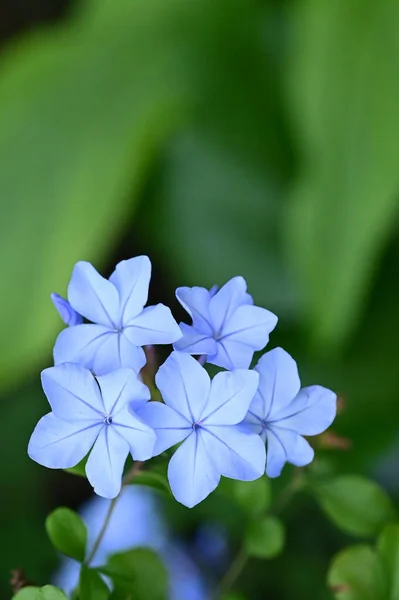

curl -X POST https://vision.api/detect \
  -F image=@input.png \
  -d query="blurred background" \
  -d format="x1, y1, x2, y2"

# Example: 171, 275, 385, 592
0, 0, 399, 598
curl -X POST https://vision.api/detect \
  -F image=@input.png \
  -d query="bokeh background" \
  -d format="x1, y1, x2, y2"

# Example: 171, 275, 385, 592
1, 0, 399, 598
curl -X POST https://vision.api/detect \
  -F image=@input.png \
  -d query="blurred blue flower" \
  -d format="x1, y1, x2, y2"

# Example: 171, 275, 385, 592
53, 257, 182, 375
28, 363, 156, 498
51, 292, 83, 326
174, 276, 277, 369
244, 348, 337, 477
137, 351, 265, 508
53, 486, 208, 600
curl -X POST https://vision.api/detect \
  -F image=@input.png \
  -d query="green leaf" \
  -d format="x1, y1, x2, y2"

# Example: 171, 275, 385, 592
45, 507, 87, 562
12, 588, 39, 600
313, 475, 395, 537
79, 566, 109, 600
377, 523, 399, 600
245, 516, 285, 559
13, 587, 68, 600
328, 545, 387, 600
285, 0, 399, 350
128, 470, 171, 495
232, 479, 271, 516
100, 548, 167, 600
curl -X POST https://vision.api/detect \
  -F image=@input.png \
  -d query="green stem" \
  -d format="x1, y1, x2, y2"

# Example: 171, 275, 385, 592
84, 461, 143, 566
216, 546, 248, 599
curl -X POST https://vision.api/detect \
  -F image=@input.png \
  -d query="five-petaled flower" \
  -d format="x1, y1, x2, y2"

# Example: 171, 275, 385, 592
136, 351, 266, 508
53, 257, 182, 375
174, 276, 277, 370
28, 363, 156, 498
244, 348, 337, 477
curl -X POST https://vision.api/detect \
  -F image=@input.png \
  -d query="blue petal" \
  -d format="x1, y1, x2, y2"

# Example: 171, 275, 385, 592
112, 406, 156, 461
28, 413, 102, 469
109, 256, 151, 325
135, 401, 191, 456
210, 339, 254, 370
124, 304, 182, 346
265, 426, 314, 477
175, 286, 214, 335
272, 385, 337, 436
208, 276, 247, 332
221, 305, 278, 350
68, 262, 120, 327
155, 352, 210, 422
85, 426, 130, 498
41, 363, 105, 420
51, 293, 83, 326
168, 430, 220, 508
248, 348, 301, 421
118, 333, 147, 373
204, 424, 266, 480
53, 323, 112, 370
201, 370, 259, 425
173, 323, 217, 355
96, 369, 150, 415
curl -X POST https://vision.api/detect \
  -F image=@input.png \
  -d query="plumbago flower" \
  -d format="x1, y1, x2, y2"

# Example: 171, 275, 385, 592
51, 292, 83, 326
28, 363, 156, 498
174, 276, 277, 370
53, 256, 182, 375
244, 348, 337, 477
136, 351, 266, 508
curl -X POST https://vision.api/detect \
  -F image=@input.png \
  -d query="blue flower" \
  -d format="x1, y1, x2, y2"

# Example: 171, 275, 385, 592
51, 293, 83, 326
244, 348, 337, 477
173, 276, 278, 370
136, 351, 266, 508
28, 363, 156, 498
53, 257, 182, 375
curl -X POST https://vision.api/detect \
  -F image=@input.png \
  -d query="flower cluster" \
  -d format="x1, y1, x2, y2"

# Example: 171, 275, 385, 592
29, 256, 337, 508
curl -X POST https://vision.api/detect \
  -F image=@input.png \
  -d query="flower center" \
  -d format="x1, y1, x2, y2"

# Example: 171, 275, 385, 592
104, 415, 113, 425
192, 421, 202, 430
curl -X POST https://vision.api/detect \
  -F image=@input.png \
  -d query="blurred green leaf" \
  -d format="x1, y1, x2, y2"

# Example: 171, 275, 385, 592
245, 516, 285, 559
328, 545, 387, 600
377, 523, 399, 599
45, 507, 87, 562
128, 470, 171, 495
12, 588, 39, 600
286, 0, 399, 350
100, 548, 167, 600
313, 475, 395, 537
13, 587, 68, 600
79, 566, 109, 600
232, 478, 271, 516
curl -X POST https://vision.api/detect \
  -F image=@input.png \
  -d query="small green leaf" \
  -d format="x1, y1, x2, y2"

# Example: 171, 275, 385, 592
79, 566, 109, 600
129, 470, 171, 495
232, 479, 271, 516
377, 523, 399, 600
313, 475, 394, 537
64, 455, 88, 478
245, 516, 285, 559
12, 588, 39, 600
100, 548, 167, 600
13, 587, 69, 600
46, 507, 87, 562
328, 545, 387, 600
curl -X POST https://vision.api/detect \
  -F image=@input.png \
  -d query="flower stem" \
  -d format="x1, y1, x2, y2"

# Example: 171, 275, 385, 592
216, 546, 248, 599
84, 461, 143, 566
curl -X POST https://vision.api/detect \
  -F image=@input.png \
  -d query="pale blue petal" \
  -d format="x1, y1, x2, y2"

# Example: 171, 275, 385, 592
96, 369, 150, 415
119, 333, 147, 373
249, 348, 301, 421
221, 305, 278, 350
109, 256, 151, 325
135, 401, 191, 456
243, 292, 254, 305
112, 405, 156, 460
210, 339, 254, 369
51, 293, 83, 326
265, 426, 314, 477
155, 352, 210, 422
85, 426, 130, 498
173, 323, 217, 355
208, 276, 247, 332
53, 323, 112, 370
201, 370, 259, 425
41, 363, 105, 420
204, 424, 266, 480
168, 430, 220, 508
124, 304, 182, 346
28, 413, 102, 469
89, 333, 124, 375
272, 385, 337, 436
68, 262, 119, 327
175, 286, 213, 335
